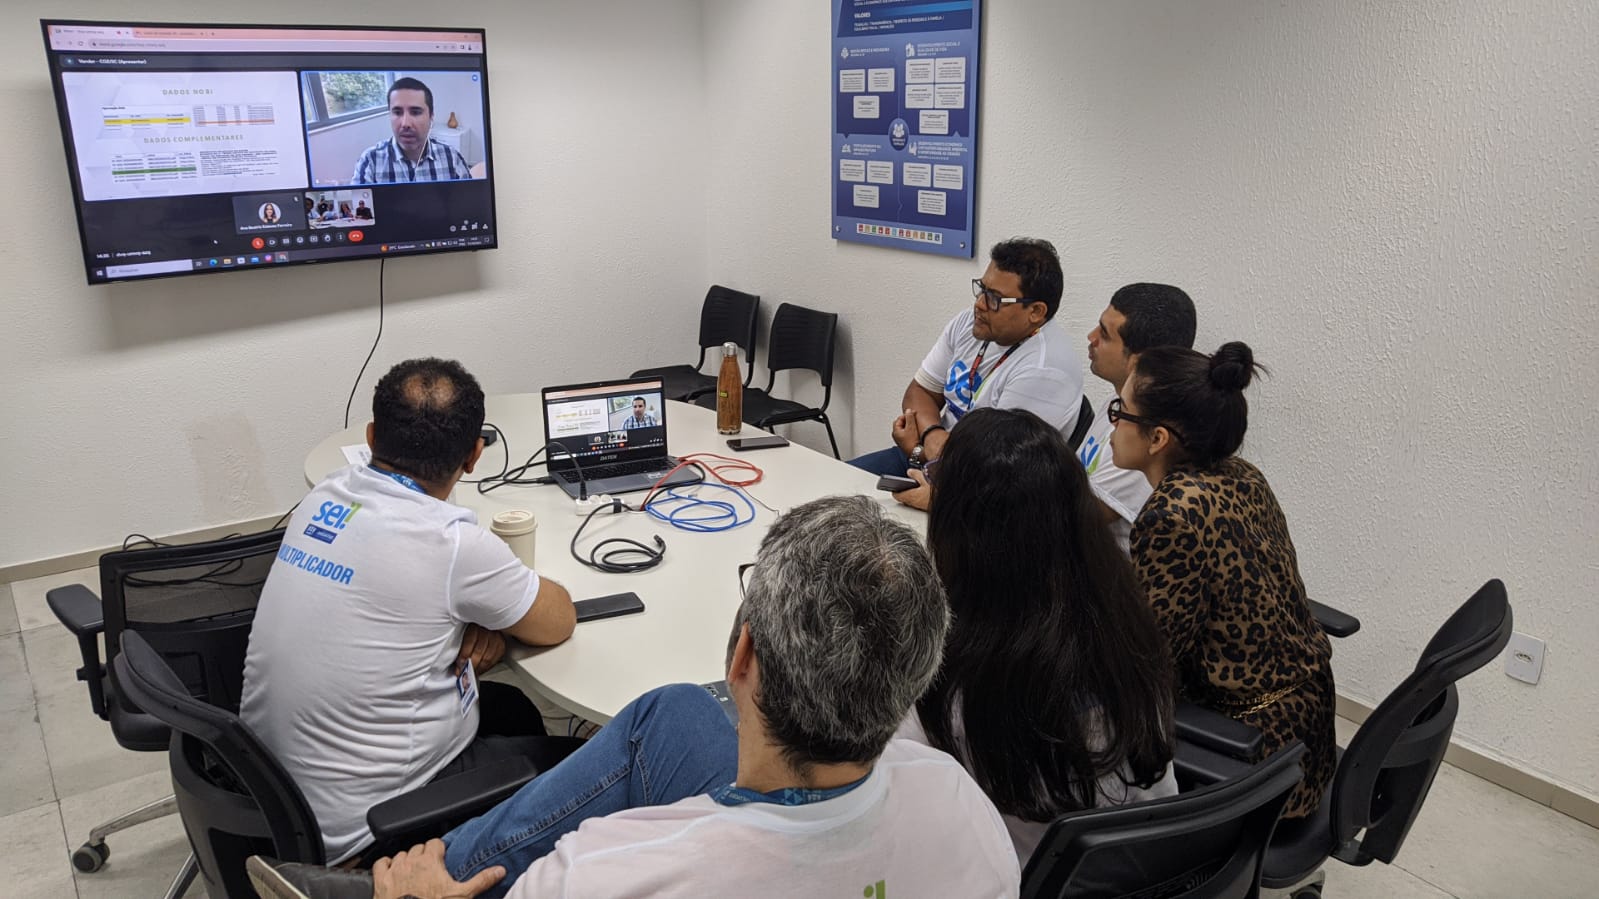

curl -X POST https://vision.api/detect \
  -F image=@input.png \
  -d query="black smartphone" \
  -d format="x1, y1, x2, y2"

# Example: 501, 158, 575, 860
727, 435, 791, 451
876, 474, 920, 493
574, 592, 646, 622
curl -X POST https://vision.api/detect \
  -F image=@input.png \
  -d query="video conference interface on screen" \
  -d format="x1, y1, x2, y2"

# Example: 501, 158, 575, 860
546, 384, 669, 460
43, 23, 497, 283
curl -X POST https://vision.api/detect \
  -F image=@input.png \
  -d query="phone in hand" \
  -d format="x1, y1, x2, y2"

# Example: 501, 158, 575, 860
876, 474, 920, 493
574, 592, 646, 622
727, 435, 790, 451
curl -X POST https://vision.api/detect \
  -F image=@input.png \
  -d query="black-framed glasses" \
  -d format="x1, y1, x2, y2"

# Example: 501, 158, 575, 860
971, 278, 1036, 312
1106, 397, 1187, 445
737, 563, 755, 601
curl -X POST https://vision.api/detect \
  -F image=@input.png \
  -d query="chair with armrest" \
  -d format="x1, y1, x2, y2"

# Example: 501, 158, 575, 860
115, 630, 584, 897
631, 285, 761, 401
1022, 743, 1306, 899
1065, 395, 1094, 452
45, 528, 286, 897
695, 302, 842, 457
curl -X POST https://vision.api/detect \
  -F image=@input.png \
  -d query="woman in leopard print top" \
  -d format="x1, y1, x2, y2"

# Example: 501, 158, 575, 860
1108, 341, 1335, 818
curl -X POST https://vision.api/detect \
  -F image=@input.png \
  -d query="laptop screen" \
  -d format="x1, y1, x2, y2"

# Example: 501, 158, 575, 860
542, 379, 669, 468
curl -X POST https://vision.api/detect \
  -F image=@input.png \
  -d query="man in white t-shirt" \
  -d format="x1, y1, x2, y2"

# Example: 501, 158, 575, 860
248, 496, 1020, 899
1080, 284, 1197, 553
848, 238, 1084, 512
241, 358, 577, 864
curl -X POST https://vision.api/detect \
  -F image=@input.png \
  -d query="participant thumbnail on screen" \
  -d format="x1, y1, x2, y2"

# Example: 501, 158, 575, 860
306, 189, 377, 228
610, 394, 663, 431
303, 71, 489, 187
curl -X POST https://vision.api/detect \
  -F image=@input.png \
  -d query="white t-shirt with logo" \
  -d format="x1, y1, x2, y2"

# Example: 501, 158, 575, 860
240, 465, 541, 863
1077, 401, 1154, 555
914, 309, 1085, 437
505, 738, 1020, 898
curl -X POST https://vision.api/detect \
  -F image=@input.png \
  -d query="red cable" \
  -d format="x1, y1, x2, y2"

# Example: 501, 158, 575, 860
639, 451, 764, 508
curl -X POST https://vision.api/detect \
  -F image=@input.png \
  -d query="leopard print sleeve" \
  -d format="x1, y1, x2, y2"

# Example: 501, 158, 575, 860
1131, 502, 1210, 662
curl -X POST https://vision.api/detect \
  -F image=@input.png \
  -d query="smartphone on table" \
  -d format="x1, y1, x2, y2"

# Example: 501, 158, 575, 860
574, 592, 646, 622
727, 435, 790, 451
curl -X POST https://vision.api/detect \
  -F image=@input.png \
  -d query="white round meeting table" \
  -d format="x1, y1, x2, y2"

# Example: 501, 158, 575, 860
303, 396, 924, 724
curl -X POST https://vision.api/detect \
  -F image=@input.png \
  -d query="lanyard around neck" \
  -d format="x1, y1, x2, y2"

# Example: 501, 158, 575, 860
368, 464, 426, 495
967, 330, 1035, 392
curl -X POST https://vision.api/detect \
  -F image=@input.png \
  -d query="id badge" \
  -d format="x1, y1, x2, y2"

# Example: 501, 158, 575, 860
454, 659, 479, 718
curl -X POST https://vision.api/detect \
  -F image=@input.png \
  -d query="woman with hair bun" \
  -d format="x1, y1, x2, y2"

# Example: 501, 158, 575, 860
1108, 341, 1335, 818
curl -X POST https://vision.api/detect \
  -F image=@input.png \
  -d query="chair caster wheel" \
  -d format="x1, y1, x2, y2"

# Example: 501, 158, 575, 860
1290, 886, 1322, 899
72, 841, 109, 873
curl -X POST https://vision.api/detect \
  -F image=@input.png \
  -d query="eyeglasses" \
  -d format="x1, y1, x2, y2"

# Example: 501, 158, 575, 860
737, 563, 755, 601
971, 278, 1037, 312
1106, 397, 1187, 446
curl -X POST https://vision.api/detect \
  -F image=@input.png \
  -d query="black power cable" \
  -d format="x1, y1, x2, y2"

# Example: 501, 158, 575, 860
343, 257, 386, 428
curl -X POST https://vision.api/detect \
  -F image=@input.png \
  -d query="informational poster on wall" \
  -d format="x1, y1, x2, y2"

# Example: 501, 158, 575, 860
832, 0, 980, 258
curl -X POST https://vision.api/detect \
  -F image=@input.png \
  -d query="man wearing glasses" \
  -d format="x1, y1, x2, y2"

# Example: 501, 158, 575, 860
847, 238, 1084, 510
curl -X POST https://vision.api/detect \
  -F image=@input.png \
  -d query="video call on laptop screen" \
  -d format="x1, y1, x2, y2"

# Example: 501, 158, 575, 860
544, 382, 669, 464
42, 21, 498, 284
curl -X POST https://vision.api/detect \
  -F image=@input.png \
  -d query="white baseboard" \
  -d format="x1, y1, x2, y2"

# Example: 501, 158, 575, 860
0, 515, 286, 584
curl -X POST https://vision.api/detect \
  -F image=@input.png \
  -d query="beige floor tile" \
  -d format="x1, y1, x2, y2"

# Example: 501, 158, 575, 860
22, 624, 100, 706
59, 770, 202, 899
10, 567, 101, 633
1387, 764, 1599, 899
0, 801, 77, 898
35, 690, 166, 802
0, 582, 19, 637
0, 704, 56, 819
0, 632, 37, 712
1320, 858, 1455, 897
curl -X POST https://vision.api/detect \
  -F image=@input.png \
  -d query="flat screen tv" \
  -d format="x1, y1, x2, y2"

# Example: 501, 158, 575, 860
41, 20, 498, 284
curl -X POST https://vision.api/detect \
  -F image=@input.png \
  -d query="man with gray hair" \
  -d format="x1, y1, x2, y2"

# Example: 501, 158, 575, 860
251, 496, 1021, 899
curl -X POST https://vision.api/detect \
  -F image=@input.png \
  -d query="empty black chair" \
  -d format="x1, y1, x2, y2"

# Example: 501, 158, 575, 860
46, 528, 286, 898
1258, 579, 1513, 898
696, 302, 841, 457
1022, 743, 1306, 899
631, 285, 760, 401
115, 629, 582, 897
1066, 395, 1093, 451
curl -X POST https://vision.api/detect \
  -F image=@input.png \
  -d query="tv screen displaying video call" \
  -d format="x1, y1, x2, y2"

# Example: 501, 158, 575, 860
41, 21, 498, 285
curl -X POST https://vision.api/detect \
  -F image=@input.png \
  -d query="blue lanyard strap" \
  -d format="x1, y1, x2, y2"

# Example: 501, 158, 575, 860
709, 773, 869, 808
368, 464, 426, 495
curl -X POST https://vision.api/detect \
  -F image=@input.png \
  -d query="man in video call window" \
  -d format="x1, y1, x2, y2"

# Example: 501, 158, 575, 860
621, 397, 657, 429
352, 77, 472, 185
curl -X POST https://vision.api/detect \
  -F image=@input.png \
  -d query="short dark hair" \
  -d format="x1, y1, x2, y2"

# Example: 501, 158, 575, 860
990, 238, 1065, 320
370, 358, 484, 482
1109, 283, 1197, 354
1132, 341, 1265, 468
388, 77, 434, 116
632, 396, 646, 404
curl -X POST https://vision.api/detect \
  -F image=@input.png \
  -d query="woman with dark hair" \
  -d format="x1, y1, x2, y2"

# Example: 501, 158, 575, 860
904, 406, 1177, 863
1109, 341, 1335, 818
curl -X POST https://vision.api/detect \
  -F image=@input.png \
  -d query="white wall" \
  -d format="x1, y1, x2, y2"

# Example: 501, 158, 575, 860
702, 1, 1599, 796
1, 0, 710, 564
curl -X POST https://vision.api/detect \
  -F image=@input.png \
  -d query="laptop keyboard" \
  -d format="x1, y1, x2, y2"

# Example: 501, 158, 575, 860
555, 458, 672, 483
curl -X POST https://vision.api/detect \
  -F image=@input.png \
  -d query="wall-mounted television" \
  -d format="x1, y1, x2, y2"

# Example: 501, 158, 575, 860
41, 20, 498, 285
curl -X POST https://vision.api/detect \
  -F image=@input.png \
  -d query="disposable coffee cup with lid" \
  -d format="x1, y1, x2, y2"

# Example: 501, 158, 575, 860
490, 510, 538, 568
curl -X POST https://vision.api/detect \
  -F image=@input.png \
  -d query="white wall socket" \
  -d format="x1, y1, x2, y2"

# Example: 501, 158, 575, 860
1503, 632, 1545, 685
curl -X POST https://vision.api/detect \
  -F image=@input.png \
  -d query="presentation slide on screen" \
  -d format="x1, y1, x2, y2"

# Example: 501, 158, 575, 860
61, 71, 309, 202
549, 399, 609, 439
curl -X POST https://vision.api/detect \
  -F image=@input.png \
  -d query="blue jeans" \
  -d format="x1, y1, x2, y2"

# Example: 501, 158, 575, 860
442, 683, 738, 894
848, 446, 911, 477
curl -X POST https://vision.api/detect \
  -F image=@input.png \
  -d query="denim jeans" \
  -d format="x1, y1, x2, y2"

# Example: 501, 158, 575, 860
442, 683, 738, 895
847, 446, 912, 477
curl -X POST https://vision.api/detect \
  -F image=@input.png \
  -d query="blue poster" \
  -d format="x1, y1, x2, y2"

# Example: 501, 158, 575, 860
832, 0, 981, 258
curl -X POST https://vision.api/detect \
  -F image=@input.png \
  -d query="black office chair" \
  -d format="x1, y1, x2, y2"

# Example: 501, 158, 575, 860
1258, 579, 1512, 897
1065, 395, 1094, 451
1022, 743, 1307, 899
46, 528, 286, 898
114, 629, 584, 897
631, 285, 761, 401
696, 302, 841, 458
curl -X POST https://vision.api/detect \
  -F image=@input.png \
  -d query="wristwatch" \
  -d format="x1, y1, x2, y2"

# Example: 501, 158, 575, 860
908, 444, 926, 469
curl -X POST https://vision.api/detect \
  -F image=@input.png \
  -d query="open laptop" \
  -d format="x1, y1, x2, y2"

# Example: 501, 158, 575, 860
540, 377, 704, 497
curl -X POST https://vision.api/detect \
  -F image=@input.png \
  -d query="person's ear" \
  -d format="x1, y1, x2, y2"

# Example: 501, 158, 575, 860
461, 437, 486, 475
365, 422, 376, 451
727, 623, 756, 687
1149, 426, 1174, 457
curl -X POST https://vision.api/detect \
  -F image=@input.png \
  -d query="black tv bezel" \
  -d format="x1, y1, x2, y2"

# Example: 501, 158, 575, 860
40, 18, 499, 286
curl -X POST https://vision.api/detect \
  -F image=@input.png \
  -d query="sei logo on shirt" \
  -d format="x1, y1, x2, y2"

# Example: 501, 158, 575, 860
305, 501, 362, 544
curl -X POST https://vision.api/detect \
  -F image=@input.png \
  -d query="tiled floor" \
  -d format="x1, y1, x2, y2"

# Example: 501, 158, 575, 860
2, 568, 1597, 898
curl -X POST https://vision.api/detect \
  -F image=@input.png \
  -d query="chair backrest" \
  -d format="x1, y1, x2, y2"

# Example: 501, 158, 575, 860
1327, 579, 1512, 866
1023, 743, 1306, 899
763, 302, 839, 394
1066, 395, 1094, 451
100, 529, 284, 717
696, 285, 761, 383
115, 630, 325, 896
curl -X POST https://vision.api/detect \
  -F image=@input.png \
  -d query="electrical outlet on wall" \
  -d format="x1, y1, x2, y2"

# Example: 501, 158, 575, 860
1503, 632, 1545, 685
